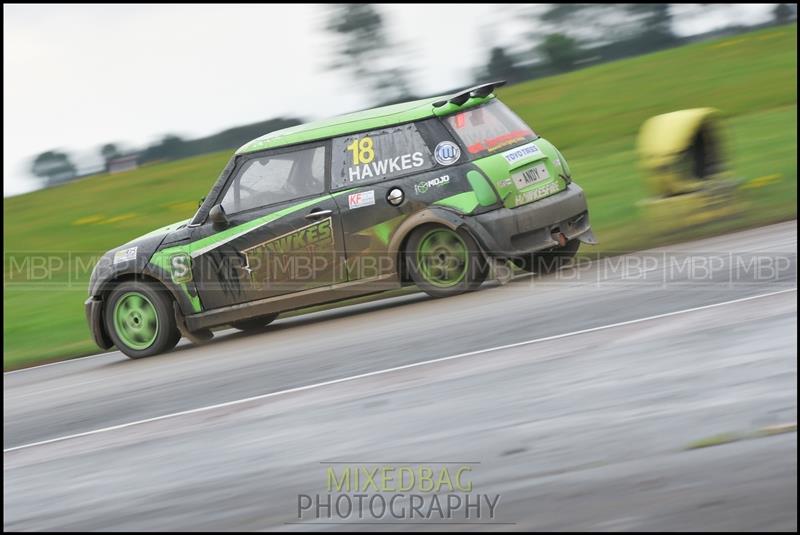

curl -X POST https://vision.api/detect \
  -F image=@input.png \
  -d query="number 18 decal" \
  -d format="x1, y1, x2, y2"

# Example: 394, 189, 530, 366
346, 136, 375, 165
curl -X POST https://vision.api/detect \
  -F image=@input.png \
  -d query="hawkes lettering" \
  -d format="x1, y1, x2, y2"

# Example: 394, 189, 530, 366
242, 217, 333, 256
240, 218, 334, 284
261, 219, 333, 255
348, 152, 425, 182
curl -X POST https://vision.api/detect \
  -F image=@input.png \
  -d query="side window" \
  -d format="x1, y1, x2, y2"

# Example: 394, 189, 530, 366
221, 145, 325, 214
331, 123, 434, 189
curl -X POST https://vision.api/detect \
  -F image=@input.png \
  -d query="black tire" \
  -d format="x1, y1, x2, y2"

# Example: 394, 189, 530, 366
231, 313, 279, 331
516, 239, 580, 274
405, 225, 487, 298
104, 280, 181, 359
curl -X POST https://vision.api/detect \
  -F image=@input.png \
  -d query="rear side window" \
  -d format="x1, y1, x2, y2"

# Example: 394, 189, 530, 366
221, 145, 325, 214
445, 100, 536, 157
331, 123, 434, 189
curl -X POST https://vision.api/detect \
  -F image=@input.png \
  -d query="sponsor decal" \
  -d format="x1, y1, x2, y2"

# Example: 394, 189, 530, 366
243, 218, 334, 258
486, 131, 530, 152
348, 190, 376, 209
498, 178, 513, 188
170, 253, 193, 283
466, 131, 531, 154
113, 246, 137, 264
258, 219, 333, 256
414, 174, 450, 194
335, 125, 434, 186
241, 218, 334, 284
501, 142, 541, 166
514, 182, 561, 205
434, 141, 461, 166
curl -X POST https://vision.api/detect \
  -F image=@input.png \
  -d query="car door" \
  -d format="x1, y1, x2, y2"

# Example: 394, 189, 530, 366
329, 121, 458, 281
190, 142, 347, 310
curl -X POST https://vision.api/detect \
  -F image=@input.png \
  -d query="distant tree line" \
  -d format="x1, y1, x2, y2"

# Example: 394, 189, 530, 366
476, 4, 677, 83
32, 116, 302, 187
476, 3, 795, 84
31, 3, 797, 188
31, 151, 77, 187
137, 117, 302, 166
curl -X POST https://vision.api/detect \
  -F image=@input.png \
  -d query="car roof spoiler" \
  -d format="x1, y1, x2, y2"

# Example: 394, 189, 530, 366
432, 80, 506, 108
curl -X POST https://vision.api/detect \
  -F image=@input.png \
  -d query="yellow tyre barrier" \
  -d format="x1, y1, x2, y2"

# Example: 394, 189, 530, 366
637, 107, 727, 197
637, 108, 746, 237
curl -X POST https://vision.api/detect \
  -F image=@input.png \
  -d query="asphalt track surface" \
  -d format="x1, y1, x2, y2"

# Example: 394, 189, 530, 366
4, 221, 797, 531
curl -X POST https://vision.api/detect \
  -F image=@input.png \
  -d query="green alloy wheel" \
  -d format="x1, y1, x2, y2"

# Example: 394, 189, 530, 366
113, 292, 158, 349
406, 225, 487, 298
105, 281, 181, 358
418, 228, 468, 287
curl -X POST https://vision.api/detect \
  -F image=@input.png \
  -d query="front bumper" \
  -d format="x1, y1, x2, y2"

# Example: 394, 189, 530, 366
463, 183, 595, 257
85, 296, 113, 350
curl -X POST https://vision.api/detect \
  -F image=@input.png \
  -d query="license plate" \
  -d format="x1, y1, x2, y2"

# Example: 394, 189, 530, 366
513, 163, 550, 189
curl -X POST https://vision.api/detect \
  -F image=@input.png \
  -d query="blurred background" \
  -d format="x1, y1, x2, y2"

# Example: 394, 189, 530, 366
3, 3, 797, 368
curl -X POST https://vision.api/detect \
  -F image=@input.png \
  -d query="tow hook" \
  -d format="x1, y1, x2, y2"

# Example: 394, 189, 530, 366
552, 230, 568, 247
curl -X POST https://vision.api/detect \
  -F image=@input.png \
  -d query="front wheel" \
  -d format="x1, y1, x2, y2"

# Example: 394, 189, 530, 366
405, 225, 487, 298
104, 281, 181, 358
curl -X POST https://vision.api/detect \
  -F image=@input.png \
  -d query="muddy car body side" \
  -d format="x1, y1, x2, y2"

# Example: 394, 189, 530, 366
87, 82, 595, 357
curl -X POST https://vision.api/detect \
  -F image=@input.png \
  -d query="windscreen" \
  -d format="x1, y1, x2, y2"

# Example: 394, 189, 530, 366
445, 100, 536, 157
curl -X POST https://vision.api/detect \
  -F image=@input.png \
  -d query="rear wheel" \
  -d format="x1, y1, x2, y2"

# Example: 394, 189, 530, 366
231, 313, 279, 331
105, 281, 180, 358
516, 239, 580, 274
406, 225, 487, 298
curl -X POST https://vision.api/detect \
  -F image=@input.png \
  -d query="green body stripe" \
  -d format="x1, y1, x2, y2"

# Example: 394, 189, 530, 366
185, 288, 202, 313
153, 191, 349, 262
149, 191, 353, 314
185, 195, 331, 256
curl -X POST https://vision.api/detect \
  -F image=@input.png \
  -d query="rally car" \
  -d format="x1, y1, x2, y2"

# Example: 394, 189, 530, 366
86, 81, 596, 358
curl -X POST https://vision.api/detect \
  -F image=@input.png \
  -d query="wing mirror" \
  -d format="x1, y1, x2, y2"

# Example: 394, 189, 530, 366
208, 204, 229, 230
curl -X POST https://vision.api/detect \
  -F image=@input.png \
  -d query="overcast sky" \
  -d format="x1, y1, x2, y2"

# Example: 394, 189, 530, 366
3, 3, 779, 197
